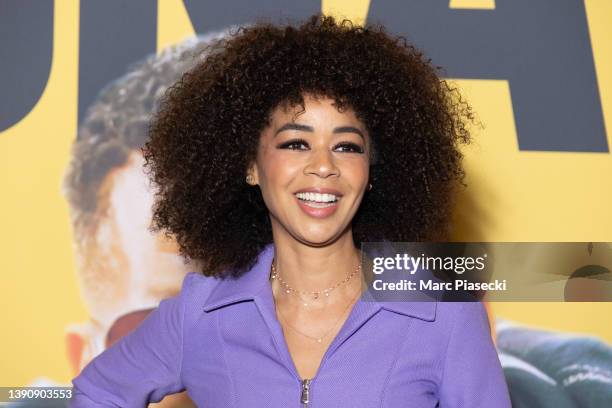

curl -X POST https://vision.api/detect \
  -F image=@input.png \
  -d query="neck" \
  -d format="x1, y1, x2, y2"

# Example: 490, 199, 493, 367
270, 228, 361, 294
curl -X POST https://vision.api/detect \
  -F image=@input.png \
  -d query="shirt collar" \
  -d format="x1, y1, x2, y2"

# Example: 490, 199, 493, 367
202, 242, 437, 322
202, 243, 276, 312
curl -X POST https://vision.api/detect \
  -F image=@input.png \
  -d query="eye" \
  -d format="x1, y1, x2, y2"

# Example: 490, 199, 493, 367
335, 142, 364, 154
278, 138, 309, 150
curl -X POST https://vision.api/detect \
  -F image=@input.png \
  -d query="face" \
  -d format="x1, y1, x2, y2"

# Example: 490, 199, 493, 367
68, 151, 194, 372
249, 94, 372, 246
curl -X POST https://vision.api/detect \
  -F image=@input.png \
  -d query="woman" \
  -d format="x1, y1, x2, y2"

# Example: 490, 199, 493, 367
71, 14, 511, 407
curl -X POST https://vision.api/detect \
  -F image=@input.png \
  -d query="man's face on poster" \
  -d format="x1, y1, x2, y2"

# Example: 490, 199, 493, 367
66, 151, 193, 373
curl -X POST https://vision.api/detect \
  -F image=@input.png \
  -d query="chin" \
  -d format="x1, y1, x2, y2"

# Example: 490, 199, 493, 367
295, 228, 344, 246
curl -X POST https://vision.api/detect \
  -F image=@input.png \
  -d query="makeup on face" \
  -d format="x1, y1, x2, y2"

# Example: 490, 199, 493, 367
251, 95, 371, 244
275, 126, 366, 220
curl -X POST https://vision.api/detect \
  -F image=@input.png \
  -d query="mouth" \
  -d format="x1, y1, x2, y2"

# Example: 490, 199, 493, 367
294, 191, 341, 208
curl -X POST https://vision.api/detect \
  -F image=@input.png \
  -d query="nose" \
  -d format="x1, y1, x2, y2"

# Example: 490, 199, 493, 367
304, 148, 340, 178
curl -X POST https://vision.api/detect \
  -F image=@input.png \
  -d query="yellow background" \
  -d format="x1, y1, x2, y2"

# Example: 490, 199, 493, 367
1, 0, 610, 386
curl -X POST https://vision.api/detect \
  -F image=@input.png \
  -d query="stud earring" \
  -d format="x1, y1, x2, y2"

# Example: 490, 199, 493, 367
368, 183, 373, 191
246, 175, 254, 185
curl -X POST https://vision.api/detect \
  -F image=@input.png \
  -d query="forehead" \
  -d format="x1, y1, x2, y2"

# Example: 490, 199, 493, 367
94, 152, 152, 222
269, 94, 364, 126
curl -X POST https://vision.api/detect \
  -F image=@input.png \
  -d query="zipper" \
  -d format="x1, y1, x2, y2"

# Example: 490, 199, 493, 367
300, 378, 311, 407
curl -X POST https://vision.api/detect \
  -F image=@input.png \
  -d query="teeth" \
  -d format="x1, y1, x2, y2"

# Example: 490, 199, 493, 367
295, 192, 339, 203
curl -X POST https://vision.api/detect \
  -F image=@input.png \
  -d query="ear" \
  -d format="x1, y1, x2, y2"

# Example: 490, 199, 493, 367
65, 330, 85, 375
246, 161, 259, 185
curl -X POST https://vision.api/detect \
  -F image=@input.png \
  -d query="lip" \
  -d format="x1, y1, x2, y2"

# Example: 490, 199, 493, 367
295, 195, 340, 219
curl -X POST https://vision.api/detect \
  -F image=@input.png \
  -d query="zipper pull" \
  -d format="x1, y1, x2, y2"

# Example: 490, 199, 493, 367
300, 378, 311, 407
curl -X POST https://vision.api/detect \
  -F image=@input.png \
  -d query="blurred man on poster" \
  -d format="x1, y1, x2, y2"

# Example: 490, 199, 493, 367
60, 33, 227, 407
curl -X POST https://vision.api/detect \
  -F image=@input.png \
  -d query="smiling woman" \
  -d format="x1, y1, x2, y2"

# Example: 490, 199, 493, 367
70, 14, 511, 407
248, 95, 371, 246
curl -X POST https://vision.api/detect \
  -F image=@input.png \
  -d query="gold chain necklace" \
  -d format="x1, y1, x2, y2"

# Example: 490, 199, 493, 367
270, 257, 360, 306
275, 284, 361, 343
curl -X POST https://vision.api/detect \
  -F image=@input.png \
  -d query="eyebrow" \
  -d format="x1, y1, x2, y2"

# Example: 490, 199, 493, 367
274, 123, 365, 139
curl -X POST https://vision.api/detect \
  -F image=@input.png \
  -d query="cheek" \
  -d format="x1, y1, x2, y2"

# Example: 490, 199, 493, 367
341, 160, 369, 187
258, 152, 302, 188
154, 232, 181, 254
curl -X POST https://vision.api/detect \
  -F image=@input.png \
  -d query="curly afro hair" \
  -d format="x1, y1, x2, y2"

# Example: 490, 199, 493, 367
142, 14, 474, 278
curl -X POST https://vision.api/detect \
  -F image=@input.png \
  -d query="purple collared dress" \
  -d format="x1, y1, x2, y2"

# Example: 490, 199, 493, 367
71, 243, 511, 407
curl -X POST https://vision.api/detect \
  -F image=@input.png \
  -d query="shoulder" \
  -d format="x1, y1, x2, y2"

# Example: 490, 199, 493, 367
178, 272, 223, 323
180, 271, 221, 304
413, 301, 491, 353
435, 301, 488, 329
433, 301, 494, 361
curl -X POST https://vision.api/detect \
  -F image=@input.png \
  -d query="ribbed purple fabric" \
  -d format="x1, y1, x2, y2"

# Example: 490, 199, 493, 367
71, 243, 511, 407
